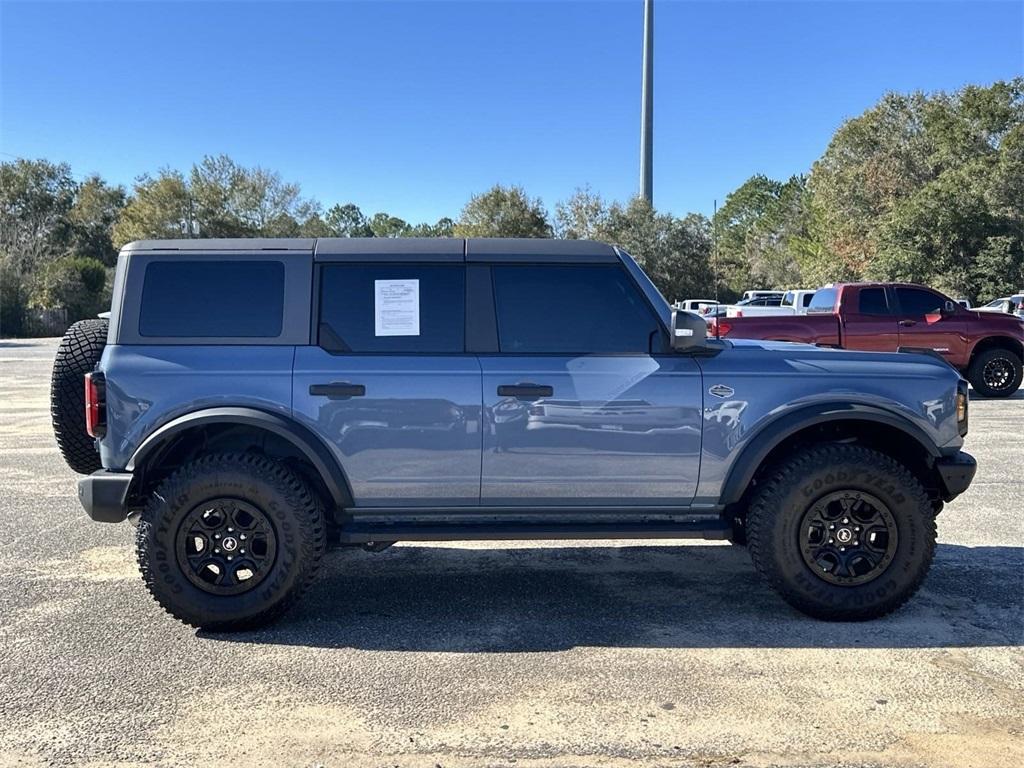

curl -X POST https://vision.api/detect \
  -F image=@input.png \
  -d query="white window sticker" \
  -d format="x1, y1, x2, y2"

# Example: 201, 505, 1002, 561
374, 279, 420, 336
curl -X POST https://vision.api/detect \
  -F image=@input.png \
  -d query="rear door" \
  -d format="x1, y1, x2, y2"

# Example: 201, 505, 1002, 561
477, 262, 703, 506
292, 255, 482, 507
840, 285, 900, 351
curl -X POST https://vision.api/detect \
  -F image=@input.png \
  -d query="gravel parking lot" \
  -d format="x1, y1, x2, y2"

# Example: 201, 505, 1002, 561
0, 338, 1021, 768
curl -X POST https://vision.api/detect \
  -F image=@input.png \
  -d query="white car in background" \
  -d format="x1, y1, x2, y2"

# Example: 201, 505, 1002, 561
976, 294, 1024, 318
674, 298, 719, 314
741, 290, 785, 302
726, 289, 817, 318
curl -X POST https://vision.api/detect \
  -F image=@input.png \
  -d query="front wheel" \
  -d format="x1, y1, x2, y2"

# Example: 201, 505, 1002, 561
136, 453, 326, 630
746, 444, 936, 621
967, 347, 1022, 398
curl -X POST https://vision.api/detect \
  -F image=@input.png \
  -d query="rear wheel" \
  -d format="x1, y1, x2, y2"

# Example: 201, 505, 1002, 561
747, 444, 935, 620
50, 318, 108, 474
136, 453, 326, 630
967, 347, 1022, 398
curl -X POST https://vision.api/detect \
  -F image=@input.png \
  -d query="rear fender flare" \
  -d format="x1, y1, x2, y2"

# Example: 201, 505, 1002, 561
127, 407, 353, 509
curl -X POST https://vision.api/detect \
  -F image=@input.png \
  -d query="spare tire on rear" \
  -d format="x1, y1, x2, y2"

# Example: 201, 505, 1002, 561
51, 318, 108, 474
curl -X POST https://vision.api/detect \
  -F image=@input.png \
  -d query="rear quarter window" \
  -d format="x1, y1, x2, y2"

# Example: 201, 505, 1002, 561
807, 288, 837, 313
139, 260, 285, 337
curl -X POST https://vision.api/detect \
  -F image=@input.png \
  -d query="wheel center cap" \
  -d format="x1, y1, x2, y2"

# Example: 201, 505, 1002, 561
836, 527, 854, 544
221, 536, 239, 552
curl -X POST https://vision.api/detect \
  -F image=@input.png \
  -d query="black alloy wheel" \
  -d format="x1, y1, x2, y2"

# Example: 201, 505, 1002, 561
176, 498, 277, 596
798, 491, 898, 586
982, 356, 1014, 392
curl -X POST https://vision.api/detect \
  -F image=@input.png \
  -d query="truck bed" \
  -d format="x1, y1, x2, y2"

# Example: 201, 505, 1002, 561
710, 313, 841, 346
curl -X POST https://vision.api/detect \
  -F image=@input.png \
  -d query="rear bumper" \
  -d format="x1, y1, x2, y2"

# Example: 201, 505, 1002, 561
78, 470, 132, 523
935, 451, 977, 501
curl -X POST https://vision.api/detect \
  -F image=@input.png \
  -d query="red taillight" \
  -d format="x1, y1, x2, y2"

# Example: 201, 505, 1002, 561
84, 372, 106, 438
717, 321, 733, 337
733, 310, 743, 317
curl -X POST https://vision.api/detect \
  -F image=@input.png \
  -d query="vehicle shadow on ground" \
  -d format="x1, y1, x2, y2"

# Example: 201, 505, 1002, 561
203, 542, 1023, 651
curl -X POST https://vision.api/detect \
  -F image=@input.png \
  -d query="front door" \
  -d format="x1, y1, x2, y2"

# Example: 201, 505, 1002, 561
893, 285, 967, 363
479, 264, 703, 506
293, 262, 481, 506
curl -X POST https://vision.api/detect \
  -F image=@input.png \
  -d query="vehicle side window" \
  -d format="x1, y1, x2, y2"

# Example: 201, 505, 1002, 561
783, 291, 794, 306
807, 288, 837, 313
896, 287, 944, 317
857, 287, 890, 315
492, 265, 661, 354
139, 260, 284, 337
802, 293, 815, 307
318, 264, 465, 353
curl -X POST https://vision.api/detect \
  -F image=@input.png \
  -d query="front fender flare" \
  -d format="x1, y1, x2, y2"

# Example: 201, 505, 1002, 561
127, 406, 353, 509
718, 402, 942, 506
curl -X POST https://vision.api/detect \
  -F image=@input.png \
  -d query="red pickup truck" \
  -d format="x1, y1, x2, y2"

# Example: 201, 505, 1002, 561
709, 283, 1024, 397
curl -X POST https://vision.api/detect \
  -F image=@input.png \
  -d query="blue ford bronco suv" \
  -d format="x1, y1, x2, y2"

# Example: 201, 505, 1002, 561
51, 238, 976, 630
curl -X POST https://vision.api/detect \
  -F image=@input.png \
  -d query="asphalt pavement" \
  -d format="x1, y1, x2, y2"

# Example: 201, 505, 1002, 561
0, 338, 1021, 768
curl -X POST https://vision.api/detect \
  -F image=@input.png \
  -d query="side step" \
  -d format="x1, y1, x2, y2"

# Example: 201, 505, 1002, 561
337, 519, 731, 544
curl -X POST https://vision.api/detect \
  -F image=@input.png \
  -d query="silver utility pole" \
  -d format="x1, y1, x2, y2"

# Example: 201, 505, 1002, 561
640, 0, 654, 204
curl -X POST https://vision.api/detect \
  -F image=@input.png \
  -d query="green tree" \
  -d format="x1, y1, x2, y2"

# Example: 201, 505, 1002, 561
0, 159, 78, 335
556, 189, 715, 301
369, 212, 412, 238
454, 185, 552, 238
711, 174, 810, 293
29, 255, 109, 323
67, 175, 126, 265
324, 203, 374, 237
112, 170, 190, 247
809, 78, 1024, 301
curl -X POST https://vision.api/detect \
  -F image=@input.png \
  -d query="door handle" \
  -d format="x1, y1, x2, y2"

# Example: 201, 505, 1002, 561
899, 319, 916, 327
497, 383, 553, 400
309, 382, 366, 399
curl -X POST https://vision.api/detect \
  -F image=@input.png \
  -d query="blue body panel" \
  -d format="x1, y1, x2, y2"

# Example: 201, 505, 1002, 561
94, 241, 966, 515
480, 355, 702, 505
692, 340, 963, 505
98, 345, 295, 470
291, 348, 482, 506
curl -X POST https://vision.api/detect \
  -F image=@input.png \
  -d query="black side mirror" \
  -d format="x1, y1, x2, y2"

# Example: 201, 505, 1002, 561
671, 310, 708, 352
941, 300, 957, 317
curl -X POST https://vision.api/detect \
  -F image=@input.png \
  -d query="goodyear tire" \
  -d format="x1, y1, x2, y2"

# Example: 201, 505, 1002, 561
967, 347, 1022, 398
137, 453, 326, 631
50, 318, 108, 474
747, 444, 936, 621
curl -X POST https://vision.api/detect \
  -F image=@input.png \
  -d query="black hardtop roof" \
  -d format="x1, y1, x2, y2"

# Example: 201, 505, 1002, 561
121, 237, 620, 263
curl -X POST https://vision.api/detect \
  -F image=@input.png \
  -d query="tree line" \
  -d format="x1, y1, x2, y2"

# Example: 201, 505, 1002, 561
1, 78, 1021, 336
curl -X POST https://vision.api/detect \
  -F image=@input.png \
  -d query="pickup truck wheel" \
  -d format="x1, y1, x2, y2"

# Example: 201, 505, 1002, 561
50, 318, 108, 474
746, 444, 935, 621
136, 453, 326, 631
967, 347, 1022, 397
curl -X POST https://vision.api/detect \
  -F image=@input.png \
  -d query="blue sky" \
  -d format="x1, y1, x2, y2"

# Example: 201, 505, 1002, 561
2, 0, 1021, 223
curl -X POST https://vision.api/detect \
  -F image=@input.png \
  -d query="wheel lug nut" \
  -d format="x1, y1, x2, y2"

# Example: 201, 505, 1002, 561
227, 556, 233, 561
829, 525, 835, 530
240, 534, 246, 540
214, 548, 220, 553
214, 534, 221, 539
840, 546, 846, 551
828, 538, 834, 543
842, 518, 849, 524
228, 527, 234, 533
240, 549, 246, 554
